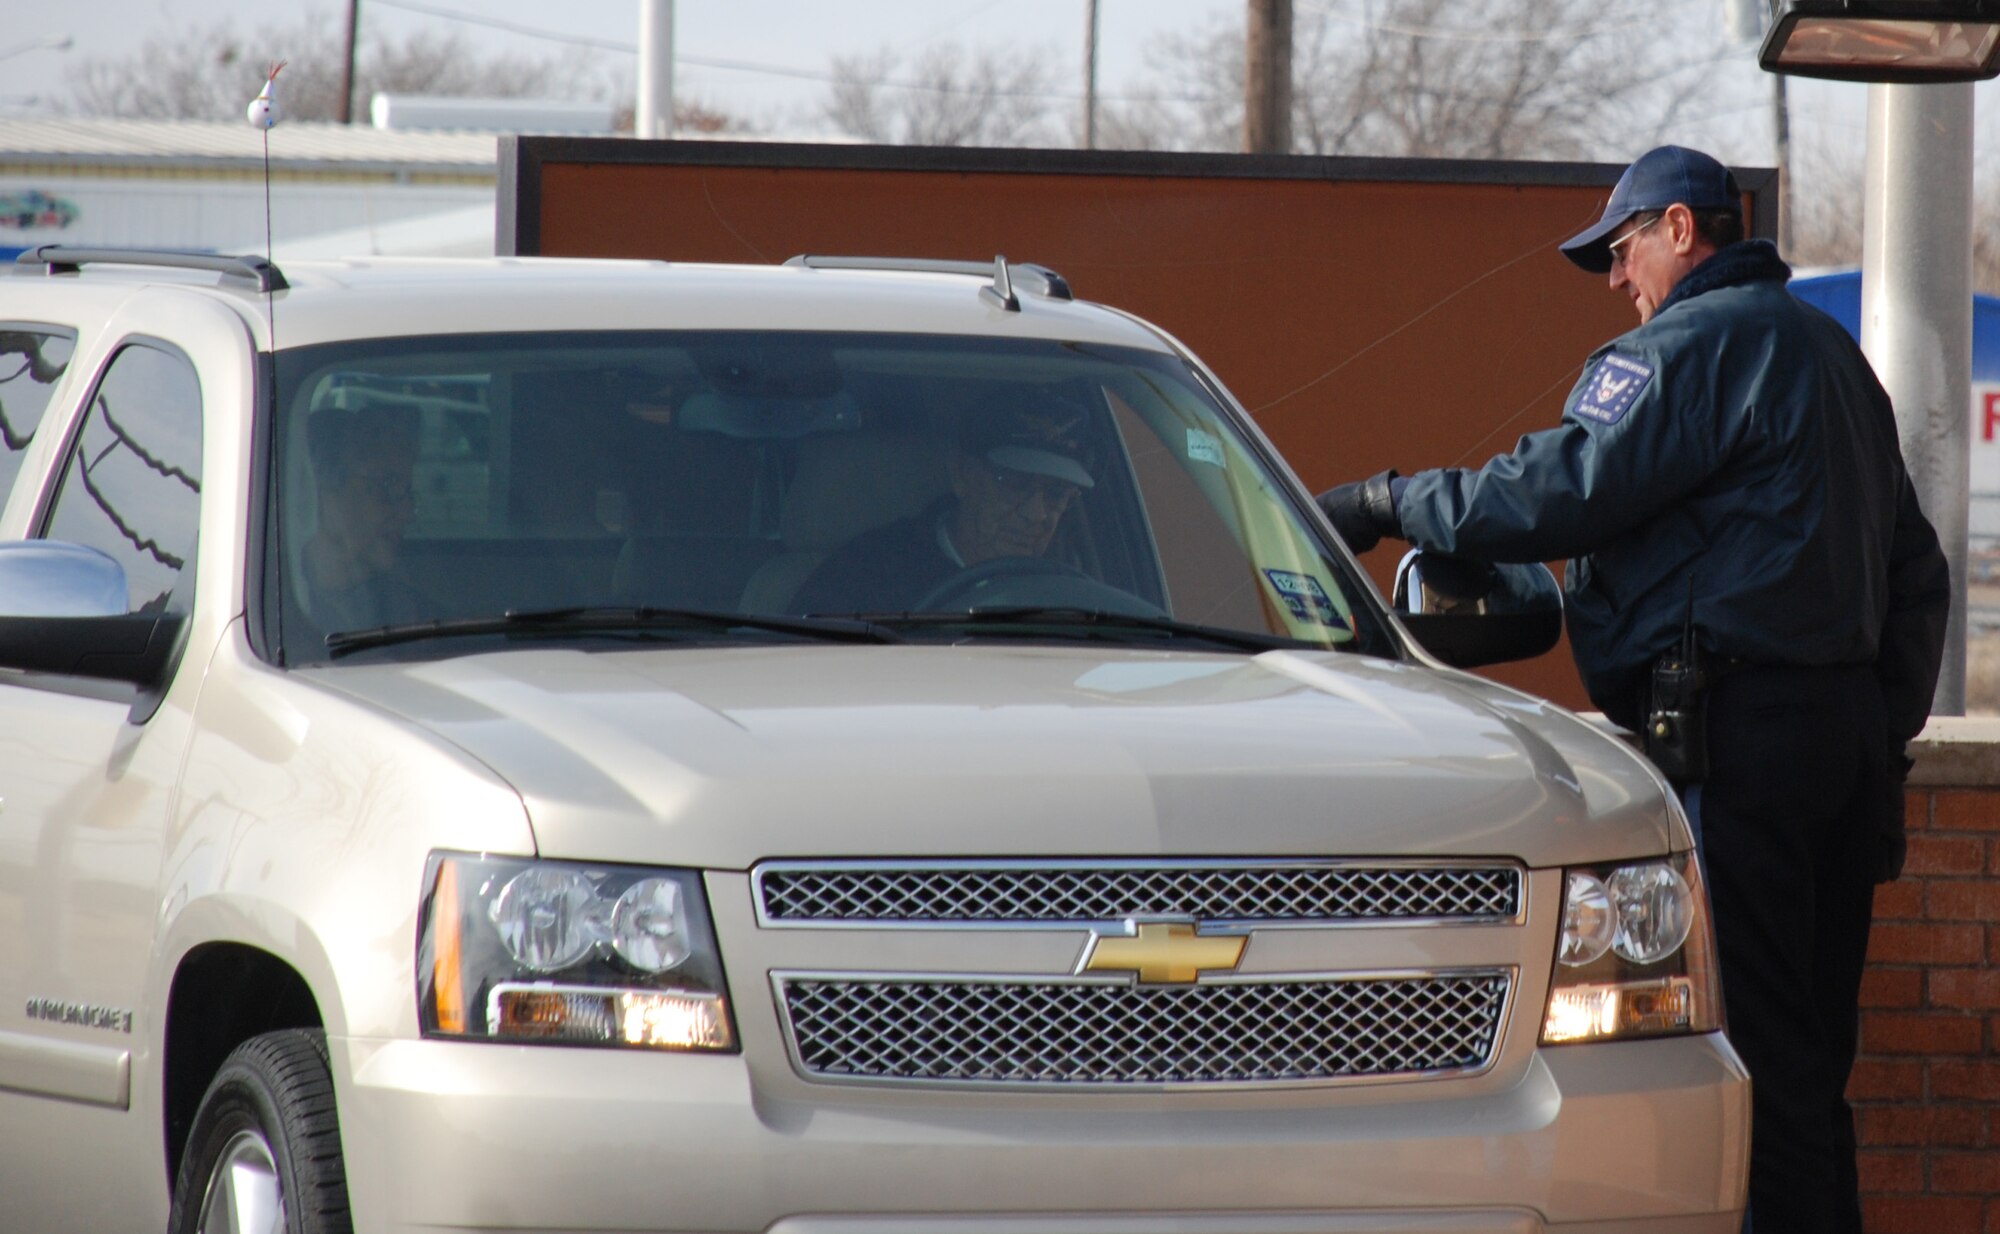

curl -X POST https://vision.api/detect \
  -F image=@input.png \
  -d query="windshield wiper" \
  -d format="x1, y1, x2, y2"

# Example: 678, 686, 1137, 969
323, 605, 904, 658
848, 606, 1306, 654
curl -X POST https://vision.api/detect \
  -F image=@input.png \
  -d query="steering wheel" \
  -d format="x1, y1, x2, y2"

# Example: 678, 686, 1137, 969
914, 555, 1164, 618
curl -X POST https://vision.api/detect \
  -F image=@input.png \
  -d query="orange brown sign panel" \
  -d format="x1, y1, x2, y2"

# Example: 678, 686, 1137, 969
501, 138, 1774, 713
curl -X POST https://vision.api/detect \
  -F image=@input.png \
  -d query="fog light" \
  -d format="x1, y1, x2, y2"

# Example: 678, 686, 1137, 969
620, 991, 732, 1049
1543, 978, 1697, 1044
490, 983, 733, 1050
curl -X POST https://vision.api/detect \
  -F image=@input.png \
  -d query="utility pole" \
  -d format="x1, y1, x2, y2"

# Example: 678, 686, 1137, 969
1083, 0, 1101, 150
1244, 0, 1292, 155
1770, 69, 1792, 256
1764, 0, 1792, 257
636, 0, 674, 140
1863, 82, 1976, 713
339, 0, 360, 125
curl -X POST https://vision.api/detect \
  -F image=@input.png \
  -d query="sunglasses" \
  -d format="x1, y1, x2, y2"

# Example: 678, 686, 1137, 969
1606, 214, 1662, 265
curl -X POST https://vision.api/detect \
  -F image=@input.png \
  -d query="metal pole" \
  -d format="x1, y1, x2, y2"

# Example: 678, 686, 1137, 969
1861, 82, 1975, 715
1083, 0, 1100, 150
636, 0, 674, 140
1244, 0, 1292, 155
1763, 0, 1792, 257
340, 0, 361, 125
1769, 71, 1791, 257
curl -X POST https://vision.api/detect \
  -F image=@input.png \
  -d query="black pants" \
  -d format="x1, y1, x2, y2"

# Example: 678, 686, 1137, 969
1685, 663, 1887, 1234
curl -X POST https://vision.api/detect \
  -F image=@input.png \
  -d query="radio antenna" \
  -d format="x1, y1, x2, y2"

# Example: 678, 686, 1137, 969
247, 60, 288, 657
246, 60, 286, 350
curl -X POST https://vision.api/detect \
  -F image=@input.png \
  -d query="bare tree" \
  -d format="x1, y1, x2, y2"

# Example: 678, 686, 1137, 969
1109, 0, 1738, 163
823, 43, 1061, 147
1783, 134, 2000, 299
1365, 0, 1733, 159
1086, 92, 1213, 152
1783, 133, 1865, 274
1978, 175, 2000, 299
1095, 20, 1240, 152
60, 8, 632, 124
61, 21, 271, 121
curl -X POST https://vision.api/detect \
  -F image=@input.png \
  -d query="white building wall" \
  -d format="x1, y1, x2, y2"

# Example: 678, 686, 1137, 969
0, 175, 492, 256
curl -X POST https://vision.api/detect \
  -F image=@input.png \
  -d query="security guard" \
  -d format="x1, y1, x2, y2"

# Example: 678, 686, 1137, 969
1320, 145, 1950, 1234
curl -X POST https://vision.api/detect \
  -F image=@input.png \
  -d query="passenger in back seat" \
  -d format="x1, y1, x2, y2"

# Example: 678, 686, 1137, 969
791, 405, 1095, 615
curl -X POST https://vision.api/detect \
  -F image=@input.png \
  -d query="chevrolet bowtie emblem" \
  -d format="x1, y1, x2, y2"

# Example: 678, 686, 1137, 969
1078, 921, 1247, 984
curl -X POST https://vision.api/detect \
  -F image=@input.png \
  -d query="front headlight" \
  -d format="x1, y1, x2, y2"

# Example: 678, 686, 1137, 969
418, 852, 736, 1051
1540, 851, 1722, 1045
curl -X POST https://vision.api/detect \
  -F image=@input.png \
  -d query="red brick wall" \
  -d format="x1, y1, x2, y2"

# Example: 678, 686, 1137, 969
1856, 786, 2000, 1233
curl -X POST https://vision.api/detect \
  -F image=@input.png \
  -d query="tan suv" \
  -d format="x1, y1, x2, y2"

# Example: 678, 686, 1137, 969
0, 246, 1746, 1234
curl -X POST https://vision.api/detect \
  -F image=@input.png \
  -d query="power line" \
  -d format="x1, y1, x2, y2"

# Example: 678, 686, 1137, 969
367, 0, 1209, 104
368, 0, 636, 54
1296, 0, 1658, 44
913, 0, 1015, 45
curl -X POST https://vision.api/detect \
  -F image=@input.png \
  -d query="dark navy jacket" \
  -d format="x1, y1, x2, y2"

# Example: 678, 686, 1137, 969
1395, 240, 1950, 734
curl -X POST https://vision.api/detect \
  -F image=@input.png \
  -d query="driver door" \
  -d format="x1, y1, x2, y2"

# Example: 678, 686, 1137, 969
0, 331, 208, 1230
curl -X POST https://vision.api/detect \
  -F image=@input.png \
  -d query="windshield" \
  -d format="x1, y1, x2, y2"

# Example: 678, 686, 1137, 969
263, 331, 1390, 664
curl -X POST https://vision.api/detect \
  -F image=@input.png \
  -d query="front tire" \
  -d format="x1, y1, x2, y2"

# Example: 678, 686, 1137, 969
169, 1029, 352, 1234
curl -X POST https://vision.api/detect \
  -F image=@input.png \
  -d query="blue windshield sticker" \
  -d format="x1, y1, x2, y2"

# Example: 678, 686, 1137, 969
1573, 353, 1654, 425
1186, 427, 1226, 468
1263, 569, 1349, 629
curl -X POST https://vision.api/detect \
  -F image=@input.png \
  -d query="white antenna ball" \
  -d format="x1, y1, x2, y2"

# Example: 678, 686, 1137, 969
247, 93, 279, 129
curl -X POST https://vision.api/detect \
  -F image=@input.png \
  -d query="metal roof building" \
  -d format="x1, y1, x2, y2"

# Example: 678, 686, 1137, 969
0, 116, 501, 259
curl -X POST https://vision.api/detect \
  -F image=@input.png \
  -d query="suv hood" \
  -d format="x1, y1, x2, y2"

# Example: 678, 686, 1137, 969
309, 644, 1672, 870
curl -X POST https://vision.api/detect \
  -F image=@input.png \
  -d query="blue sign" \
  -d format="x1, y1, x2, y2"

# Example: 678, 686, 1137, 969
1263, 569, 1348, 629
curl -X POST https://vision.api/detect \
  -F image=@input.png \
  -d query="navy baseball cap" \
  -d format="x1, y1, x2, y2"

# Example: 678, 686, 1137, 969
1560, 146, 1743, 273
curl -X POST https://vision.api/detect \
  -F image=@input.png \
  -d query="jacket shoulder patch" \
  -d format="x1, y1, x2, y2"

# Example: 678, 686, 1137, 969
1573, 353, 1654, 426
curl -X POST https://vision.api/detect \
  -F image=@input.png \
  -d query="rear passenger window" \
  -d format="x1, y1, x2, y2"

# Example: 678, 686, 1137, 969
0, 327, 76, 506
40, 342, 203, 615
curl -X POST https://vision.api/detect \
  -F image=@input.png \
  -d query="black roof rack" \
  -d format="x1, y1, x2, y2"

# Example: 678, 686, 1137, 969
15, 245, 289, 293
783, 254, 1073, 309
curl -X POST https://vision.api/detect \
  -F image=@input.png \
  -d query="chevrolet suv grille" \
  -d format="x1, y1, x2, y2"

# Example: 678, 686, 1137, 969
754, 861, 1521, 926
777, 972, 1511, 1085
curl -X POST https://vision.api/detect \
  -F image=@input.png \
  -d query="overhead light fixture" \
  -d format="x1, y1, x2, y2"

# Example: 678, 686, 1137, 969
1759, 0, 2000, 81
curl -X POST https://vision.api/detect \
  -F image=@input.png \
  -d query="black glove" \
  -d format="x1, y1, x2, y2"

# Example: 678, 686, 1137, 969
1874, 747, 1917, 884
1316, 469, 1401, 555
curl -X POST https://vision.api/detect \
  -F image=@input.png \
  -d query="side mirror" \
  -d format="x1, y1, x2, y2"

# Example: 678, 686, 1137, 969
0, 540, 129, 616
1392, 550, 1563, 668
0, 541, 186, 685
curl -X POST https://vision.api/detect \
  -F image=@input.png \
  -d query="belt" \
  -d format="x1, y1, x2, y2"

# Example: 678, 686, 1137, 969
1648, 651, 1755, 677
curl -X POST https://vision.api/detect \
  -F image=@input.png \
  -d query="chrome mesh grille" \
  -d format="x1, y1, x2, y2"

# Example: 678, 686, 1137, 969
778, 973, 1509, 1085
756, 863, 1519, 924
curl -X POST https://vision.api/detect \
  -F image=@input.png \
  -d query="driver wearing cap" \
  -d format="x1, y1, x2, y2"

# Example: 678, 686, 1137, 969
792, 405, 1094, 615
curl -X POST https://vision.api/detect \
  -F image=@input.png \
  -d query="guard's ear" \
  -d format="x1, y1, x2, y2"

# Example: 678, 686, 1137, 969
1664, 203, 1700, 256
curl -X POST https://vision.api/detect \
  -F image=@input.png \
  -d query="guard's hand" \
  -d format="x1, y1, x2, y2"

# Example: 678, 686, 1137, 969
1316, 469, 1401, 554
